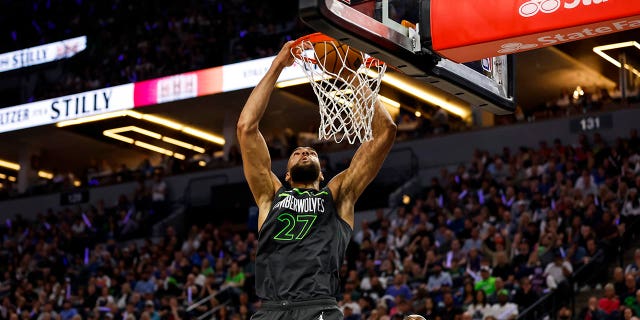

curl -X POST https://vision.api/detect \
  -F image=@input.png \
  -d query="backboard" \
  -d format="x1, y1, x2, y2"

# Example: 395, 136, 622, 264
299, 0, 515, 114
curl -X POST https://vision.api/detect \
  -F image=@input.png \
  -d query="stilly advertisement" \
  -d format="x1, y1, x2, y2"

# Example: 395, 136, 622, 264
0, 84, 134, 133
430, 0, 640, 62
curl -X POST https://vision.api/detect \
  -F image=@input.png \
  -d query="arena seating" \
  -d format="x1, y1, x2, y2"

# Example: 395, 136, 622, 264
2, 129, 639, 320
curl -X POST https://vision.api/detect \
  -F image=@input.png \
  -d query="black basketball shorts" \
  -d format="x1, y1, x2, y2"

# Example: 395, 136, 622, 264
251, 298, 343, 320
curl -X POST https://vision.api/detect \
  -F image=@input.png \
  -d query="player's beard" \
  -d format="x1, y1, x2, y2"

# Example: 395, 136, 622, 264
289, 161, 321, 185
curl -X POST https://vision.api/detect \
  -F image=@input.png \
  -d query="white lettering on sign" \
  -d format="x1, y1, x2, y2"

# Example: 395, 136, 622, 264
157, 74, 198, 103
519, 0, 609, 18
497, 18, 640, 53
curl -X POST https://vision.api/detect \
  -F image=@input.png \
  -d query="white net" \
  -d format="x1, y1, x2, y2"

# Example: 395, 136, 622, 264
291, 39, 386, 144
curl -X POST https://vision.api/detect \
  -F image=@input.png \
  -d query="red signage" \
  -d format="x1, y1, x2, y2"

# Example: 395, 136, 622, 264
430, 0, 640, 62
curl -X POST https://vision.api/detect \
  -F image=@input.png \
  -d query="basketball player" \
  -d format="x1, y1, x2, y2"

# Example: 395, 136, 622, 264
237, 40, 396, 320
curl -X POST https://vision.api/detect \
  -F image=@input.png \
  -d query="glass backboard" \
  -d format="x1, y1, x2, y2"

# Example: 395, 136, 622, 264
299, 0, 515, 114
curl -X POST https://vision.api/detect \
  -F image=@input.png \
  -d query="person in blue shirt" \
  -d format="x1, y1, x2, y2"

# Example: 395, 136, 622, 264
385, 273, 413, 302
59, 300, 78, 320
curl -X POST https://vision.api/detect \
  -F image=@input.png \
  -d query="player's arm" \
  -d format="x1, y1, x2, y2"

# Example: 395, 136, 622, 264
237, 42, 294, 225
328, 85, 397, 227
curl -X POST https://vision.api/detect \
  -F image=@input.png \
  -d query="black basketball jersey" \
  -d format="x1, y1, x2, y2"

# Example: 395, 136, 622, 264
255, 186, 352, 301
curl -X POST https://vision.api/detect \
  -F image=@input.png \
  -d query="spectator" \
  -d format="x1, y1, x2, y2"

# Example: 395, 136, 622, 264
59, 301, 78, 320
474, 266, 497, 296
467, 290, 491, 320
575, 170, 598, 196
625, 249, 640, 277
425, 263, 452, 299
436, 293, 462, 320
598, 283, 620, 316
487, 289, 518, 320
578, 238, 605, 291
355, 221, 376, 245
623, 188, 640, 217
223, 261, 245, 292
340, 293, 361, 319
134, 271, 155, 295
621, 274, 638, 304
150, 169, 169, 217
557, 307, 572, 320
513, 277, 538, 312
625, 289, 640, 316
613, 267, 627, 299
543, 252, 572, 291
578, 296, 608, 320
384, 274, 412, 302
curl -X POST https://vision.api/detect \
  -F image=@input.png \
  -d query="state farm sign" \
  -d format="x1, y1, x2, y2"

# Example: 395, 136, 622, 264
430, 0, 640, 62
519, 0, 609, 17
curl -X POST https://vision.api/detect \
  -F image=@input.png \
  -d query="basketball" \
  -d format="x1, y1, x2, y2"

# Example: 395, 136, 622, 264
313, 41, 363, 76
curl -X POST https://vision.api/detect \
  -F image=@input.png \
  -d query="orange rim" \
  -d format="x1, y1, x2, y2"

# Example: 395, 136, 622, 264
291, 32, 385, 67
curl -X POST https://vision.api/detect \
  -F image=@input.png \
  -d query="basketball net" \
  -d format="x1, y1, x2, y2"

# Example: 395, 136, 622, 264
291, 35, 386, 144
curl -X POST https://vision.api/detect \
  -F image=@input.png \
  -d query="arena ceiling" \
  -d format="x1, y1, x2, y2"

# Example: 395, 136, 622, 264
0, 29, 638, 183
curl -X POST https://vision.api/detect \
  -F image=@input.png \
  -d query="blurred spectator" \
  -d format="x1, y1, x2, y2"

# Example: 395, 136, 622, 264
150, 169, 169, 217
426, 263, 452, 300
467, 290, 491, 320
598, 283, 620, 316
543, 252, 572, 292
487, 289, 518, 320
474, 266, 497, 296
578, 296, 608, 320
513, 277, 538, 312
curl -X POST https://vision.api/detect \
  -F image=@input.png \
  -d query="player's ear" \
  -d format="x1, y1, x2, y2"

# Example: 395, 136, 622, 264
319, 172, 325, 182
285, 171, 291, 183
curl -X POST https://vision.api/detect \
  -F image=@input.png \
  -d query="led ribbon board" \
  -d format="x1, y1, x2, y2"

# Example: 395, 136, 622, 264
0, 36, 87, 73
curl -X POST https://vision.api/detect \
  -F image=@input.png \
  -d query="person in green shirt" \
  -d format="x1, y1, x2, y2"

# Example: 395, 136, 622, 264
624, 289, 640, 315
224, 261, 246, 290
474, 266, 497, 296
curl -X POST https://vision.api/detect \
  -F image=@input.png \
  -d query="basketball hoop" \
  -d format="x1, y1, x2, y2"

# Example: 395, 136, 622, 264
291, 33, 387, 144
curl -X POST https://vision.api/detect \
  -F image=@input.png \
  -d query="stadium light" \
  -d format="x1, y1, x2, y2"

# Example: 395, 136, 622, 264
59, 110, 224, 159
367, 70, 472, 120
38, 171, 54, 179
593, 41, 640, 78
104, 126, 208, 158
0, 160, 20, 171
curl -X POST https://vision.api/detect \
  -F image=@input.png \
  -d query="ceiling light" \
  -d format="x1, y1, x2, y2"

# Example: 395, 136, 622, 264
593, 41, 640, 78
275, 74, 333, 88
162, 136, 206, 153
182, 127, 225, 145
0, 173, 5, 179
38, 171, 53, 179
173, 153, 186, 160
59, 110, 225, 148
8, 176, 16, 182
126, 111, 143, 119
56, 110, 130, 127
134, 141, 174, 156
104, 126, 211, 159
276, 77, 313, 88
213, 150, 224, 158
104, 129, 135, 144
368, 70, 471, 119
379, 95, 400, 108
73, 180, 81, 187
141, 114, 183, 130
130, 127, 162, 139
0, 160, 20, 171
198, 161, 207, 167
191, 146, 206, 154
